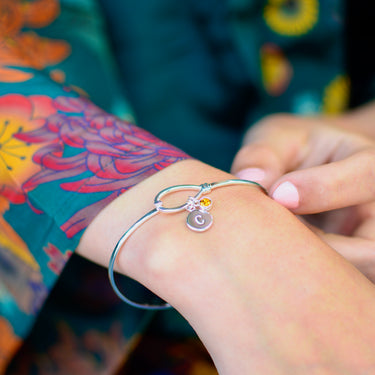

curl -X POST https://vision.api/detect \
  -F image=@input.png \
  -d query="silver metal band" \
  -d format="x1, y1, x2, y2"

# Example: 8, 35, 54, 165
108, 179, 267, 310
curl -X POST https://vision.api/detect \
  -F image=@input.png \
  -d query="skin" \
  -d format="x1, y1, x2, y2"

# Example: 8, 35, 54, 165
232, 101, 375, 282
79, 159, 375, 374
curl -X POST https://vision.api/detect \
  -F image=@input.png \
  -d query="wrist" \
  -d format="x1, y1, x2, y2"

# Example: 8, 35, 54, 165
77, 159, 234, 269
112, 161, 270, 300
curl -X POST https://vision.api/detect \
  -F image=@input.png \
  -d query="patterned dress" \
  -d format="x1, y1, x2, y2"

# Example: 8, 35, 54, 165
0, 0, 373, 374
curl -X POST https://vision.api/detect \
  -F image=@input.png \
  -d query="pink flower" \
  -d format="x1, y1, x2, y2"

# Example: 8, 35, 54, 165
11, 95, 188, 236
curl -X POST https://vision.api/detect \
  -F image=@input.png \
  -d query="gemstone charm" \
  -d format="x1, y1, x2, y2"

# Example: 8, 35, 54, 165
199, 197, 212, 208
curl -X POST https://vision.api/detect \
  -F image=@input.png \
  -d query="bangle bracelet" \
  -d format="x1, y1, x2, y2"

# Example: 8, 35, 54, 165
108, 179, 267, 310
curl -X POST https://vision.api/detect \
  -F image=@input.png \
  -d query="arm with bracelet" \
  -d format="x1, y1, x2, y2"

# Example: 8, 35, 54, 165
3, 1, 375, 373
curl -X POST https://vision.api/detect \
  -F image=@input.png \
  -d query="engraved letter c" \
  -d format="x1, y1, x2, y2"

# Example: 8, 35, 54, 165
195, 214, 205, 225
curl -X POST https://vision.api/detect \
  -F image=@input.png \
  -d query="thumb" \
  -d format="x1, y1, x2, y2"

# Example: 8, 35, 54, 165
231, 143, 287, 189
270, 149, 375, 214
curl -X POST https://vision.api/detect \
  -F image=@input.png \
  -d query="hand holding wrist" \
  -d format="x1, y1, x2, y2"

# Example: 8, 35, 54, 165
78, 159, 375, 375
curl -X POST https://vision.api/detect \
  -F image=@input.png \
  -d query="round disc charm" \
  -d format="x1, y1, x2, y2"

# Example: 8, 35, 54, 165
186, 210, 213, 232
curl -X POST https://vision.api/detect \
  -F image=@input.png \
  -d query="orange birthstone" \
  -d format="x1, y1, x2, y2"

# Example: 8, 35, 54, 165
200, 198, 211, 207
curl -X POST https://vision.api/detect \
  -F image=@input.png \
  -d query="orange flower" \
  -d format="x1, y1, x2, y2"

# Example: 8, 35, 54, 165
22, 0, 60, 28
0, 94, 55, 202
0, 94, 54, 276
0, 0, 70, 83
0, 1, 23, 38
0, 318, 21, 373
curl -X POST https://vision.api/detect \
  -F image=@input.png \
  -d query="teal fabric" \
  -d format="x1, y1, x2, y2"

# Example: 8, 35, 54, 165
0, 0, 186, 372
230, 0, 346, 117
98, 0, 354, 172
98, 0, 254, 171
0, 0, 149, 346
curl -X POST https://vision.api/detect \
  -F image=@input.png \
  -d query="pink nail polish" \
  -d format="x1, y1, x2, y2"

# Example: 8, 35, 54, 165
272, 181, 299, 209
235, 168, 265, 182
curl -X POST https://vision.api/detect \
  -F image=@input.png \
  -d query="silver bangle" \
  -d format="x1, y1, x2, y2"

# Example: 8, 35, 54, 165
108, 179, 267, 310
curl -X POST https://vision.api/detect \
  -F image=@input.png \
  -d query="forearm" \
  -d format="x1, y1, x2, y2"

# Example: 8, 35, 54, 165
79, 159, 375, 375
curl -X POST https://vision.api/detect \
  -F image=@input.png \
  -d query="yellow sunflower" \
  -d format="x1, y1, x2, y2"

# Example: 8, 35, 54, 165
0, 94, 54, 271
322, 75, 350, 114
264, 0, 319, 36
0, 94, 55, 186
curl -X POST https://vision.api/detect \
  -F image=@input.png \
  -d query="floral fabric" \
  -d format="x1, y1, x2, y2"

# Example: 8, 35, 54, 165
0, 1, 189, 373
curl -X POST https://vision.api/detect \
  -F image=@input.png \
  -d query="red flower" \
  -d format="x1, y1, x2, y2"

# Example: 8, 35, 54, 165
44, 243, 72, 274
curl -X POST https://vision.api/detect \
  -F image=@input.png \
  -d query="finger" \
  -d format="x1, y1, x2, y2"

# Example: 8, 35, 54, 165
231, 143, 292, 189
270, 148, 375, 214
231, 115, 310, 189
353, 203, 375, 241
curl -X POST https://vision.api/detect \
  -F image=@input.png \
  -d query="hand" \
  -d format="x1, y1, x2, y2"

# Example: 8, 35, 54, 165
79, 159, 375, 374
231, 113, 375, 282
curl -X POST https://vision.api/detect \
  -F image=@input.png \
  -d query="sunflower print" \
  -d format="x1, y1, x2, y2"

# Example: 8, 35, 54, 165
322, 75, 350, 114
264, 0, 319, 36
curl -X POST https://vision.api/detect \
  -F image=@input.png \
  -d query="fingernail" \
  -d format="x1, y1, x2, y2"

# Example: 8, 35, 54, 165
272, 181, 299, 209
235, 168, 265, 182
